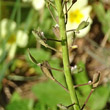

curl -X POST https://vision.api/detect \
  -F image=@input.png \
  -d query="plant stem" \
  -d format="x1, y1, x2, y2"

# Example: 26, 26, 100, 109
55, 0, 80, 110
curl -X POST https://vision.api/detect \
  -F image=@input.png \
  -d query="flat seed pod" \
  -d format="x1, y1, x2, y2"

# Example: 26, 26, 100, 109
57, 104, 67, 110
76, 20, 89, 32
92, 71, 101, 88
40, 61, 55, 80
28, 49, 38, 65
52, 25, 60, 38
32, 29, 47, 41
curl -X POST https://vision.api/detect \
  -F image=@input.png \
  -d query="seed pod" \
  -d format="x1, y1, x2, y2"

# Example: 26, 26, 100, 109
28, 49, 38, 65
57, 103, 75, 110
76, 20, 89, 32
52, 25, 60, 38
57, 104, 67, 110
32, 29, 47, 42
40, 61, 54, 81
92, 71, 100, 88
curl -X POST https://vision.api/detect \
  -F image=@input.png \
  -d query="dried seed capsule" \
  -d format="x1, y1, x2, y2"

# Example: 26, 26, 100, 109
92, 71, 100, 88
40, 61, 55, 81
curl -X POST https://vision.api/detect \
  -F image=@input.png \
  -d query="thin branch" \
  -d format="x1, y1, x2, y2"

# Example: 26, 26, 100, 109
67, 3, 73, 13
74, 82, 92, 88
64, 1, 68, 24
101, 30, 110, 47
67, 103, 75, 108
46, 45, 62, 53
47, 38, 62, 42
81, 89, 94, 110
47, 4, 58, 24
46, 0, 57, 11
66, 29, 76, 32
65, 0, 77, 15
54, 79, 69, 92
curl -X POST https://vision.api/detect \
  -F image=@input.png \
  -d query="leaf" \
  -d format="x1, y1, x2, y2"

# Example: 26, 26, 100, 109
34, 102, 57, 110
74, 61, 91, 95
49, 58, 65, 85
0, 62, 11, 83
32, 80, 71, 109
87, 86, 110, 110
10, 92, 21, 102
34, 102, 46, 110
93, 3, 110, 35
93, 3, 105, 24
6, 92, 34, 110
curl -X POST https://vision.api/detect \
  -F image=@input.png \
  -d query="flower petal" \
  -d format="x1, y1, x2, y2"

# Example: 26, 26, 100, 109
68, 0, 88, 11
22, 0, 32, 2
0, 18, 16, 38
66, 0, 92, 38
32, 0, 45, 10
8, 43, 17, 59
16, 30, 28, 48
81, 6, 92, 17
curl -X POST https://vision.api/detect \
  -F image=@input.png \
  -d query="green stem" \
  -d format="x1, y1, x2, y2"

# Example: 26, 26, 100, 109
55, 0, 80, 110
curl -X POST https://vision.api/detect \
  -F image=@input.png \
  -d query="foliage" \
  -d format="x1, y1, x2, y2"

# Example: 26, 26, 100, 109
6, 92, 34, 110
93, 2, 110, 41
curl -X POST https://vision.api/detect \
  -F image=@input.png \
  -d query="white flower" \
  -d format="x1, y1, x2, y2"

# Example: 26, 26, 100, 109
16, 30, 28, 47
22, 0, 45, 10
22, 0, 31, 2
0, 18, 28, 59
0, 19, 16, 38
66, 0, 92, 38
32, 0, 45, 10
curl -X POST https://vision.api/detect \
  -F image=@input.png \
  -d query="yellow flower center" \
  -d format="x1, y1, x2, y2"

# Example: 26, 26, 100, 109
8, 34, 16, 44
69, 9, 84, 24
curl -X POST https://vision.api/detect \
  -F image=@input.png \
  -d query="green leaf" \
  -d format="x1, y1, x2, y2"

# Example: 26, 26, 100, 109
49, 58, 64, 84
87, 86, 109, 110
10, 92, 21, 102
0, 62, 11, 83
74, 61, 91, 95
6, 93, 34, 110
34, 102, 57, 110
93, 3, 110, 36
32, 80, 71, 109
93, 3, 105, 24
27, 48, 51, 62
34, 102, 46, 110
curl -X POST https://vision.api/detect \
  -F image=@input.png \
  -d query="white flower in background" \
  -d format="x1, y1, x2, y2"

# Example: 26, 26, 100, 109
22, 0, 45, 10
22, 0, 31, 2
66, 0, 92, 37
0, 18, 28, 59
32, 0, 45, 10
